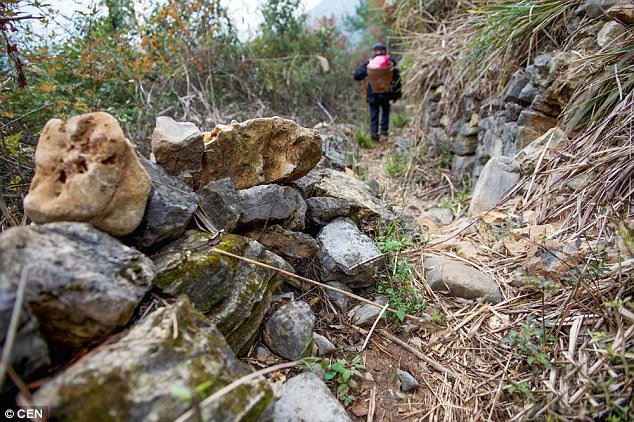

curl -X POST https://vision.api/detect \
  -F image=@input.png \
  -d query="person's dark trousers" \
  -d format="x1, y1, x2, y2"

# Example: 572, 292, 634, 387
369, 98, 390, 140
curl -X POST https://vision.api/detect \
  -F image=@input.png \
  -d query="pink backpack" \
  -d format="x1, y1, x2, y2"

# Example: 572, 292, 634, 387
368, 54, 391, 69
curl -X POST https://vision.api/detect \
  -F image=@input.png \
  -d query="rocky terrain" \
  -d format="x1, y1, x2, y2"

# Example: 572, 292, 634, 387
0, 2, 631, 420
1, 109, 486, 420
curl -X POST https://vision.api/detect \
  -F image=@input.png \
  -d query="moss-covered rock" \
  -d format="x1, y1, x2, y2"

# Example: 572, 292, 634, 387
32, 297, 273, 421
153, 231, 293, 354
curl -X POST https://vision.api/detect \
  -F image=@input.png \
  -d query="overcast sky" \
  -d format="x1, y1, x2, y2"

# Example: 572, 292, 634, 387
23, 0, 323, 39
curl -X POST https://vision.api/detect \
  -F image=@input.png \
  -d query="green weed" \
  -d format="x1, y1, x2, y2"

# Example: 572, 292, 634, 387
375, 230, 427, 321
437, 188, 471, 216
355, 130, 375, 149
323, 355, 365, 405
489, 218, 522, 240
501, 318, 555, 369
391, 112, 409, 129
385, 151, 410, 178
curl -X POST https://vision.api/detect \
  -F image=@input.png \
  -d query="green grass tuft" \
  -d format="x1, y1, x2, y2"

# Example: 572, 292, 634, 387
391, 112, 410, 129
354, 130, 375, 148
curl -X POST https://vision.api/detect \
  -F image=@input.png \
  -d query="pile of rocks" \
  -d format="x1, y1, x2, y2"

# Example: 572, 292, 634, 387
1, 110, 508, 419
0, 112, 402, 420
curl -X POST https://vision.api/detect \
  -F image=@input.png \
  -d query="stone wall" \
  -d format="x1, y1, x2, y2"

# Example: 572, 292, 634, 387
419, 0, 631, 184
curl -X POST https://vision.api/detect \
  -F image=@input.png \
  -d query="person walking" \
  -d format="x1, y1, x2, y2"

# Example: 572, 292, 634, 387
354, 42, 402, 142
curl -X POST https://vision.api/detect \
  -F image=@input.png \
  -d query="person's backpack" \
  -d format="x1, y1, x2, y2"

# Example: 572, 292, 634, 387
367, 54, 393, 94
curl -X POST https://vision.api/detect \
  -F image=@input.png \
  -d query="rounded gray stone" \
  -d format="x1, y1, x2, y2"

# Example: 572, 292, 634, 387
263, 301, 316, 361
424, 255, 502, 303
397, 369, 420, 393
273, 372, 351, 422
313, 333, 336, 357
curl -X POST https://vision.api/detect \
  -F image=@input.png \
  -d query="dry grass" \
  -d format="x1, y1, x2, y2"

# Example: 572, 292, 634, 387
355, 137, 457, 216
518, 105, 633, 242
403, 237, 633, 420
396, 0, 583, 128
355, 130, 632, 419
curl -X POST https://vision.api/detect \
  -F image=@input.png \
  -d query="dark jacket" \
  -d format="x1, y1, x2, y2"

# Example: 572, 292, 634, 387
354, 56, 402, 103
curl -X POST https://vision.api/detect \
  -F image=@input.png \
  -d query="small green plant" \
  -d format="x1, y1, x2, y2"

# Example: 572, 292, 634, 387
604, 404, 631, 422
489, 218, 523, 240
375, 229, 427, 321
604, 296, 632, 309
377, 264, 427, 321
376, 233, 413, 254
324, 355, 365, 405
437, 188, 471, 216
385, 151, 410, 178
391, 112, 409, 129
355, 130, 375, 148
506, 380, 535, 400
501, 318, 555, 369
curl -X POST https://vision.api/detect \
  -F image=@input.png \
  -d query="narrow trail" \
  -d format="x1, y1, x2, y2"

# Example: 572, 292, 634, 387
355, 133, 451, 217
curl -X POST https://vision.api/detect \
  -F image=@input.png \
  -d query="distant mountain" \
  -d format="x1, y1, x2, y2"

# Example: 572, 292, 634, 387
307, 0, 358, 22
307, 0, 361, 46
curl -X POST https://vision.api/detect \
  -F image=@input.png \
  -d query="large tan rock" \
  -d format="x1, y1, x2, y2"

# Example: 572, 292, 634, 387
200, 117, 322, 189
24, 112, 151, 237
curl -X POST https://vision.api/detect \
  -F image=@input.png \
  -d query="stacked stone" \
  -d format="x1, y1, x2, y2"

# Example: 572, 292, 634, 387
420, 0, 630, 185
1, 112, 399, 420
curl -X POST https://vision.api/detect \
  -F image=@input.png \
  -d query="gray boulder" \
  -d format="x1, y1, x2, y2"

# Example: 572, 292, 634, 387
317, 218, 385, 288
365, 179, 381, 197
596, 21, 627, 48
393, 207, 422, 236
348, 295, 388, 326
197, 177, 242, 234
272, 372, 351, 422
33, 297, 273, 421
424, 255, 502, 303
452, 135, 478, 155
243, 225, 319, 260
502, 72, 529, 103
424, 208, 454, 226
306, 197, 351, 226
0, 222, 155, 351
452, 155, 477, 180
238, 185, 307, 231
514, 127, 568, 174
469, 156, 520, 215
154, 231, 292, 355
304, 362, 327, 380
517, 109, 558, 133
518, 82, 539, 106
578, 0, 621, 18
151, 116, 204, 188
289, 168, 323, 198
263, 301, 315, 361
525, 53, 554, 86
134, 155, 200, 249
